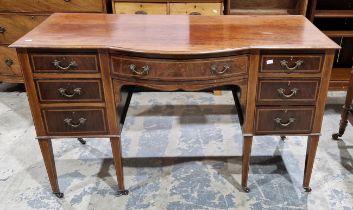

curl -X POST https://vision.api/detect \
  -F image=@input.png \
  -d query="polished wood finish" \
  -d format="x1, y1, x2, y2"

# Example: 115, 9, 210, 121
0, 0, 107, 13
30, 54, 99, 73
111, 55, 248, 81
0, 0, 107, 83
257, 79, 319, 105
36, 79, 104, 102
12, 14, 339, 195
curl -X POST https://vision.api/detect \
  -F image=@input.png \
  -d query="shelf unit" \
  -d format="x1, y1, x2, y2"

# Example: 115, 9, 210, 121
308, 0, 353, 90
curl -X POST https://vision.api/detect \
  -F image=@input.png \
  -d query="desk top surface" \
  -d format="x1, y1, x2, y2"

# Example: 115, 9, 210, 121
11, 13, 339, 54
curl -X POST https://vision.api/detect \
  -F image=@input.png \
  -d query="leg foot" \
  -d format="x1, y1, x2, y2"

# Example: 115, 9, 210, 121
280, 136, 286, 141
303, 187, 312, 192
242, 186, 250, 193
117, 189, 129, 196
332, 133, 341, 141
77, 138, 86, 145
53, 192, 64, 198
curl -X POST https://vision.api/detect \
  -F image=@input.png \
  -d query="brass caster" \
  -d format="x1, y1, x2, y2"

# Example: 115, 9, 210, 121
332, 133, 341, 141
242, 187, 250, 193
53, 192, 64, 198
117, 189, 129, 196
77, 138, 86, 145
304, 187, 312, 192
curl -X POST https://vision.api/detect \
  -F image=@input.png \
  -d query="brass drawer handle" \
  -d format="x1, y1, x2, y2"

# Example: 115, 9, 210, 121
274, 117, 295, 127
129, 64, 150, 75
280, 60, 304, 71
189, 12, 201, 15
64, 117, 86, 128
52, 60, 77, 70
277, 88, 298, 98
64, 0, 71, 2
58, 87, 82, 98
135, 10, 147, 15
210, 64, 231, 75
5, 59, 13, 67
0, 26, 6, 33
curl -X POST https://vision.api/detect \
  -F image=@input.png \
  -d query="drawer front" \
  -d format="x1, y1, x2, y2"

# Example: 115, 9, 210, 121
0, 0, 106, 13
111, 55, 248, 81
31, 54, 99, 73
0, 14, 48, 44
113, 2, 167, 15
257, 79, 320, 104
36, 79, 104, 102
170, 3, 222, 15
255, 107, 315, 134
260, 55, 323, 73
0, 46, 22, 77
42, 108, 108, 135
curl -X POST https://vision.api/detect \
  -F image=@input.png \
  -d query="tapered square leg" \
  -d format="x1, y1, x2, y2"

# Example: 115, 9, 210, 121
38, 139, 63, 198
241, 136, 253, 193
303, 135, 319, 192
110, 137, 128, 195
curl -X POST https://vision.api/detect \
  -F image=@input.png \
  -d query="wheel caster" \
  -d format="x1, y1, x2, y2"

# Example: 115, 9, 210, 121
332, 133, 341, 141
117, 189, 129, 196
77, 138, 86, 145
242, 187, 250, 193
304, 187, 312, 192
53, 192, 64, 198
280, 136, 286, 141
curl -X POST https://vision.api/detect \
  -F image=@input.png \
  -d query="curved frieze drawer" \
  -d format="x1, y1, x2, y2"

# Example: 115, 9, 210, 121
42, 108, 108, 135
30, 54, 99, 73
255, 107, 315, 135
169, 3, 222, 15
111, 55, 249, 81
36, 79, 104, 102
257, 79, 320, 105
260, 55, 323, 73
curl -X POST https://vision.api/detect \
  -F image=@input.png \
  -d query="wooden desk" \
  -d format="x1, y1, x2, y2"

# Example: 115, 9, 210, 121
10, 13, 339, 197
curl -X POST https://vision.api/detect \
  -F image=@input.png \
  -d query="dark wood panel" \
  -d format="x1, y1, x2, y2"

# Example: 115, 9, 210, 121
112, 55, 249, 81
257, 79, 320, 105
36, 79, 104, 102
261, 55, 323, 73
255, 106, 315, 134
42, 108, 108, 135
31, 54, 99, 73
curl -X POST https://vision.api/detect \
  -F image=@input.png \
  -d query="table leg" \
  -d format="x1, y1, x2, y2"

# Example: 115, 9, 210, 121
241, 136, 253, 193
38, 139, 63, 198
110, 137, 128, 195
303, 135, 319, 192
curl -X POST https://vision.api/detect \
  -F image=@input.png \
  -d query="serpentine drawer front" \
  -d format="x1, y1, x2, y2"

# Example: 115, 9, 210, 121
111, 55, 249, 81
257, 79, 320, 105
30, 54, 99, 73
36, 79, 104, 102
10, 14, 339, 196
255, 107, 315, 134
42, 108, 108, 135
260, 55, 323, 73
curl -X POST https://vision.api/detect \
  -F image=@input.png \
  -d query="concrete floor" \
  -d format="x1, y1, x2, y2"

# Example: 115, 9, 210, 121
0, 83, 352, 210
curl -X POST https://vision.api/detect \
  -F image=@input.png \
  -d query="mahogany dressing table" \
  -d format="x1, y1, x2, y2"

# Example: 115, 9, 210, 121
10, 13, 339, 198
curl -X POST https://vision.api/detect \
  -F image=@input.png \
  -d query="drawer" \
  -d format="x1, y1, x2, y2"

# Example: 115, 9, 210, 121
257, 79, 320, 105
113, 2, 167, 15
0, 14, 48, 44
111, 55, 248, 81
36, 79, 104, 102
170, 3, 222, 15
0, 0, 106, 13
42, 108, 108, 135
30, 54, 99, 73
0, 46, 22, 77
260, 55, 323, 73
255, 107, 315, 134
